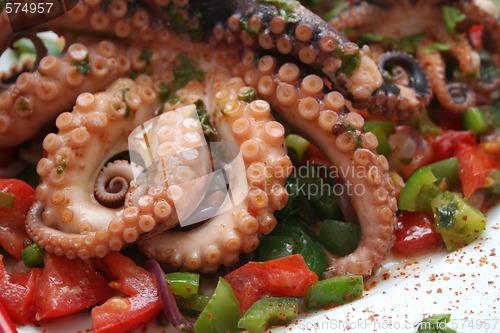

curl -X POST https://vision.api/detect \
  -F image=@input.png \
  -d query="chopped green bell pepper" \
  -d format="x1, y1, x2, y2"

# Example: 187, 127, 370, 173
237, 297, 299, 333
304, 275, 364, 311
399, 157, 459, 212
364, 121, 395, 156
431, 191, 487, 251
176, 294, 210, 313
487, 169, 500, 193
318, 219, 361, 257
258, 235, 294, 260
166, 272, 199, 298
462, 107, 489, 133
0, 192, 16, 209
22, 243, 45, 268
286, 134, 310, 165
194, 278, 240, 333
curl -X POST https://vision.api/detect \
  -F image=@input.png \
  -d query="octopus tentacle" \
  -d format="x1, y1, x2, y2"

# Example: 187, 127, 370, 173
139, 75, 290, 273
181, 0, 428, 117
94, 160, 141, 209
458, 0, 500, 54
417, 39, 476, 113
329, 1, 384, 32
26, 78, 175, 259
235, 53, 397, 276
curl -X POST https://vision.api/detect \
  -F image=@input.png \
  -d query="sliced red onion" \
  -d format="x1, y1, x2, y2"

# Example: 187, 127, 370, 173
145, 259, 193, 332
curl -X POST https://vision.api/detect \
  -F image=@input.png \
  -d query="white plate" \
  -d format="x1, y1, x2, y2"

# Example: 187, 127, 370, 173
14, 204, 500, 333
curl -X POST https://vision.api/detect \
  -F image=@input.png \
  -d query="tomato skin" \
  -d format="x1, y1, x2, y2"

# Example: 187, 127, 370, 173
392, 212, 443, 257
224, 254, 318, 314
91, 252, 162, 333
0, 255, 42, 324
0, 179, 36, 259
431, 130, 476, 162
303, 144, 329, 166
35, 254, 112, 321
469, 24, 483, 50
456, 143, 496, 198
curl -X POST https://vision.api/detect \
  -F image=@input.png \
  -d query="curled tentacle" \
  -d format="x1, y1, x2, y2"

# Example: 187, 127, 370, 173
139, 75, 291, 273
417, 40, 476, 113
94, 160, 141, 209
26, 78, 170, 259
235, 53, 397, 276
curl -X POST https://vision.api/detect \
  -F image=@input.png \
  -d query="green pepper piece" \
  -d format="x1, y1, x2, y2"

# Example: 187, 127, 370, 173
428, 157, 460, 188
0, 192, 16, 209
176, 294, 210, 313
286, 134, 310, 165
364, 121, 395, 156
22, 243, 45, 268
431, 191, 486, 251
318, 219, 361, 257
363, 120, 396, 136
258, 235, 294, 261
237, 297, 299, 333
462, 107, 489, 133
304, 275, 364, 311
166, 272, 199, 298
399, 157, 460, 212
194, 278, 240, 333
399, 166, 437, 212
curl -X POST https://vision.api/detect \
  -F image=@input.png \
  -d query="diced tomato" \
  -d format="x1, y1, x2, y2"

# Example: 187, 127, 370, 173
456, 143, 497, 198
431, 130, 476, 162
35, 254, 111, 321
224, 254, 318, 313
430, 107, 464, 131
91, 252, 162, 333
0, 255, 42, 324
303, 144, 330, 166
392, 211, 443, 257
0, 300, 18, 333
469, 24, 483, 50
0, 179, 36, 259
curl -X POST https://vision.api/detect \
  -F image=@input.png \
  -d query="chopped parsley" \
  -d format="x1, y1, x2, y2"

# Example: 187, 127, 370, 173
140, 47, 153, 64
240, 17, 260, 37
335, 46, 361, 77
166, 95, 181, 105
398, 33, 425, 55
72, 56, 91, 75
164, 4, 203, 41
424, 42, 451, 54
416, 314, 457, 333
441, 5, 466, 34
237, 87, 257, 103
195, 99, 217, 142
157, 82, 170, 103
16, 98, 31, 114
0, 192, 16, 209
357, 33, 396, 46
434, 192, 458, 229
258, 0, 300, 22
172, 53, 205, 92
56, 157, 67, 174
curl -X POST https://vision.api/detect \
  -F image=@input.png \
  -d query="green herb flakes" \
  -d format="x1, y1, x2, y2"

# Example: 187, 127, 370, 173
442, 5, 466, 34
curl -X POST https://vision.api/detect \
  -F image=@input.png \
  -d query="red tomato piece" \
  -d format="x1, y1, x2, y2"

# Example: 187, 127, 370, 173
224, 254, 318, 313
392, 212, 443, 257
430, 107, 464, 131
456, 143, 496, 198
303, 144, 330, 166
431, 130, 476, 162
0, 255, 42, 324
0, 300, 18, 333
469, 24, 483, 50
35, 255, 111, 321
91, 252, 162, 333
0, 179, 36, 259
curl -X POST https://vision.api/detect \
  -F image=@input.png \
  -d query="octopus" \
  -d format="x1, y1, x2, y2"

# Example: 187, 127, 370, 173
329, 0, 500, 113
0, 0, 435, 277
